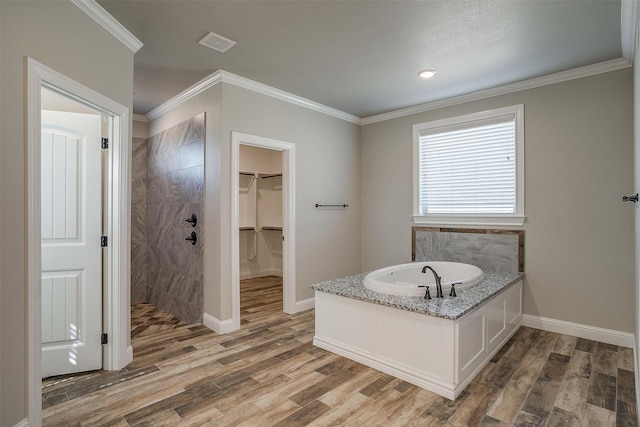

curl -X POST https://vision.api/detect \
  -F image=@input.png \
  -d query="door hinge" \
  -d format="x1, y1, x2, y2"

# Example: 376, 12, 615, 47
101, 235, 108, 247
101, 138, 109, 149
101, 333, 108, 345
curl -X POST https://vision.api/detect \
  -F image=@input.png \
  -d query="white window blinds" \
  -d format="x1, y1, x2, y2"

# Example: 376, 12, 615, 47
418, 117, 516, 216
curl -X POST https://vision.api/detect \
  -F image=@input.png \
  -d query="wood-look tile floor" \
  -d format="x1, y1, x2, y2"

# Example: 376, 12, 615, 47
42, 276, 638, 426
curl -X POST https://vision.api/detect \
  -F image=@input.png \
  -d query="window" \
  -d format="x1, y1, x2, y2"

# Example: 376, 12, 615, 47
413, 104, 524, 226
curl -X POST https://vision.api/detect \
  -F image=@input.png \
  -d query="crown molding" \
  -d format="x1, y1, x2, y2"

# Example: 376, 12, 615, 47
218, 71, 361, 124
71, 0, 143, 53
132, 113, 148, 123
621, 0, 638, 62
146, 71, 223, 121
145, 69, 361, 124
361, 58, 632, 125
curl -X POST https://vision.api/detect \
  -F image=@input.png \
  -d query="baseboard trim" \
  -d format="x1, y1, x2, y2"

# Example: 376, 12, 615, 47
239, 269, 283, 280
125, 345, 134, 366
14, 419, 29, 427
521, 314, 634, 348
295, 297, 315, 312
203, 312, 236, 334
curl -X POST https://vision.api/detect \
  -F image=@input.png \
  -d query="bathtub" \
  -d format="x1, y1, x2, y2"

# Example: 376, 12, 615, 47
363, 261, 484, 296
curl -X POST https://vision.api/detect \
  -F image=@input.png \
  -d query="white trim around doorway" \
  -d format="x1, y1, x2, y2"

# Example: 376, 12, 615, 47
230, 132, 296, 331
26, 57, 131, 427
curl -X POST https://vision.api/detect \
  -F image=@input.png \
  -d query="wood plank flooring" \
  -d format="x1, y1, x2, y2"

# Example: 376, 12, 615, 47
42, 276, 638, 426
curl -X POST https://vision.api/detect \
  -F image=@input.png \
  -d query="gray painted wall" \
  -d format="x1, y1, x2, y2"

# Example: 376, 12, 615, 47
0, 1, 134, 424
361, 68, 635, 333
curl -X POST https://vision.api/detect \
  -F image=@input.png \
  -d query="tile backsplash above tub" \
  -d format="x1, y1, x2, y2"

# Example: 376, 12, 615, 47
412, 227, 524, 273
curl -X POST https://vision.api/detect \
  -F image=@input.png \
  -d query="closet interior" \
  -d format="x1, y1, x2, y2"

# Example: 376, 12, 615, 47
239, 145, 283, 280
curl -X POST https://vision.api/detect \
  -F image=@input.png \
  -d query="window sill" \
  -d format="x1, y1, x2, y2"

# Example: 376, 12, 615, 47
412, 215, 525, 228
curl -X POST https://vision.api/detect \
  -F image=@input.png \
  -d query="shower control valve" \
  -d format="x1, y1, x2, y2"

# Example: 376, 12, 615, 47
185, 213, 197, 227
185, 231, 197, 245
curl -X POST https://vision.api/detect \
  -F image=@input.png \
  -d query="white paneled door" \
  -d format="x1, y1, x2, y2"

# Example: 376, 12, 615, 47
41, 110, 103, 378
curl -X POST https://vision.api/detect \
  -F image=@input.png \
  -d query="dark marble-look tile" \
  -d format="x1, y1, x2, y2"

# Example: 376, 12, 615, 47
415, 231, 520, 273
131, 242, 146, 267
147, 174, 172, 204
131, 137, 148, 181
147, 114, 204, 156
148, 148, 180, 177
178, 140, 204, 169
130, 279, 147, 304
169, 166, 203, 204
170, 297, 203, 324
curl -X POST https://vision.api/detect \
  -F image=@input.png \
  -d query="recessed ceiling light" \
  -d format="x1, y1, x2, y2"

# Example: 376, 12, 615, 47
198, 32, 237, 53
418, 69, 436, 79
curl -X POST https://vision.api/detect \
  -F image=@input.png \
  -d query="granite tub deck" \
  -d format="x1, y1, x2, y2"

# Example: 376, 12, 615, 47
311, 270, 525, 399
310, 270, 523, 320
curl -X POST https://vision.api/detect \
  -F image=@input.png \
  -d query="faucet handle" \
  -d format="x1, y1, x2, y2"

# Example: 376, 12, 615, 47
449, 282, 462, 297
418, 285, 431, 300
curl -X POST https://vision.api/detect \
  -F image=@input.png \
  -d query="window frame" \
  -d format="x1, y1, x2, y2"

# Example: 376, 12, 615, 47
412, 104, 525, 227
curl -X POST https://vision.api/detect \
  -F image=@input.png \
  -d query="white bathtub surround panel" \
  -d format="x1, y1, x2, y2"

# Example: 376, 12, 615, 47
413, 227, 524, 273
311, 270, 522, 320
313, 280, 523, 399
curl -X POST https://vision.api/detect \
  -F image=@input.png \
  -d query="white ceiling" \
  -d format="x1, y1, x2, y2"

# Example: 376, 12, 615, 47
97, 0, 628, 118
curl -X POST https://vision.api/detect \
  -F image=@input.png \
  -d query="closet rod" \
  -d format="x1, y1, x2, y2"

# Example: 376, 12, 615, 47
239, 171, 255, 177
261, 173, 282, 179
315, 203, 349, 208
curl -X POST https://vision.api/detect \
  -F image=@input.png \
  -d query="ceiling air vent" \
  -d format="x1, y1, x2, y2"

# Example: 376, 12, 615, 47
198, 32, 237, 53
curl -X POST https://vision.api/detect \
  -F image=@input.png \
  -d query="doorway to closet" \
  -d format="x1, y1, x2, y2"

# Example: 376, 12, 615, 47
231, 132, 296, 331
239, 145, 284, 322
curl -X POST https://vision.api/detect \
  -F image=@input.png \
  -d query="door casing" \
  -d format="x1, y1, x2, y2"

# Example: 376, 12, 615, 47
26, 57, 132, 427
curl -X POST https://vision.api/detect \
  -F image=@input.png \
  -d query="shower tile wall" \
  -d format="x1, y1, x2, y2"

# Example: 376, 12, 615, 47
413, 227, 524, 273
146, 113, 205, 324
131, 137, 148, 304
